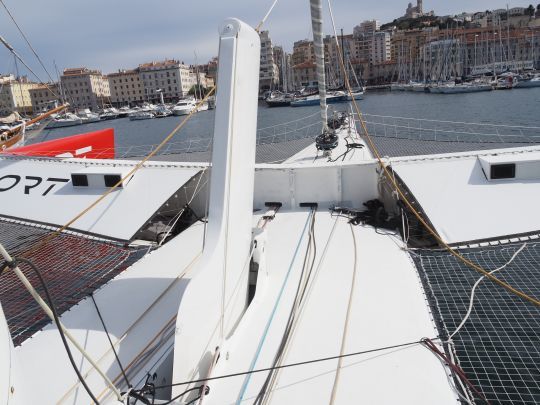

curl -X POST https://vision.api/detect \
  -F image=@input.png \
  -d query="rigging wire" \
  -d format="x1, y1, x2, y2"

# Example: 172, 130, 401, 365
146, 338, 435, 392
421, 338, 491, 405
90, 293, 131, 389
0, 257, 101, 404
0, 34, 60, 99
325, 0, 540, 308
0, 0, 57, 84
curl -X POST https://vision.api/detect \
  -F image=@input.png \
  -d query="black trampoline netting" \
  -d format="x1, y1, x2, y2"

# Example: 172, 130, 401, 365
412, 241, 540, 404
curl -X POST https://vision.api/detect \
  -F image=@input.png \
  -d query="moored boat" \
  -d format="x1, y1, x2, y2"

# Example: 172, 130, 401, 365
46, 112, 82, 128
129, 110, 155, 120
172, 98, 196, 115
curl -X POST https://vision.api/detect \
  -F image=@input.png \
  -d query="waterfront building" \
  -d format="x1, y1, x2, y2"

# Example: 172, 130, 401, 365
108, 69, 143, 107
29, 84, 61, 113
60, 67, 110, 111
371, 31, 392, 63
273, 46, 293, 91
292, 61, 317, 88
259, 30, 280, 92
292, 39, 315, 66
139, 59, 192, 103
0, 75, 40, 115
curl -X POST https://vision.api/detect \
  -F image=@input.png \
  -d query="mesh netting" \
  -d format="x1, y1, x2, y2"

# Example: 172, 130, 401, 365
412, 242, 540, 404
0, 218, 146, 346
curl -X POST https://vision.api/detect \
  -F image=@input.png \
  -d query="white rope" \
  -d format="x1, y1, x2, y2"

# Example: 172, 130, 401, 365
329, 223, 359, 404
448, 243, 527, 341
262, 215, 340, 404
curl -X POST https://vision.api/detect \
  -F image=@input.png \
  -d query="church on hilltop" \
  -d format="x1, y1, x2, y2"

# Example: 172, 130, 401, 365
404, 0, 433, 19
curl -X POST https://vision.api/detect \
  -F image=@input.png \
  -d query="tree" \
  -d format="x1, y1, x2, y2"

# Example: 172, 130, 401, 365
188, 84, 208, 97
526, 4, 535, 16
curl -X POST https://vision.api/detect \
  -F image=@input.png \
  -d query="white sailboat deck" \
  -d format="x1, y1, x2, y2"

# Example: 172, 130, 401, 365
14, 222, 205, 404
205, 210, 457, 404
392, 146, 540, 244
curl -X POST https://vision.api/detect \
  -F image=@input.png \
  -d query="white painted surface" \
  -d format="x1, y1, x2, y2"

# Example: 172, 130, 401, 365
203, 211, 457, 404
0, 157, 202, 240
14, 221, 205, 404
171, 18, 261, 396
254, 162, 379, 211
393, 147, 540, 244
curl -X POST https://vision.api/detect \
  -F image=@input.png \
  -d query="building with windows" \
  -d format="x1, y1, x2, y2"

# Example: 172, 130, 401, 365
0, 75, 40, 115
353, 20, 380, 37
292, 61, 317, 88
371, 31, 392, 63
29, 84, 61, 113
259, 31, 280, 92
292, 39, 315, 65
107, 69, 143, 107
273, 46, 292, 91
138, 59, 193, 103
60, 68, 110, 111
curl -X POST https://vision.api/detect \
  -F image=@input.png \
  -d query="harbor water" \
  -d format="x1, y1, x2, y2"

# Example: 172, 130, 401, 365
27, 88, 540, 152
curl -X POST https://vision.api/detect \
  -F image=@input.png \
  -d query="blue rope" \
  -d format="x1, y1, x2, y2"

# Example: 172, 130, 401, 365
235, 211, 312, 404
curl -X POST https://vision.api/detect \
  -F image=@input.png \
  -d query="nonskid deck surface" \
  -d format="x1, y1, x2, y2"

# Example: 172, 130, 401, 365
204, 210, 457, 404
413, 242, 540, 404
0, 217, 146, 346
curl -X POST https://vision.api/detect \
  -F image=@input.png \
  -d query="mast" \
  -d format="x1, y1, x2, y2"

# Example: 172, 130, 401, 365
340, 28, 345, 87
309, 0, 328, 131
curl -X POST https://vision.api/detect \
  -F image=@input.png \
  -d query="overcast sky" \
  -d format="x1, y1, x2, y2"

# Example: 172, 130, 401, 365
0, 0, 533, 79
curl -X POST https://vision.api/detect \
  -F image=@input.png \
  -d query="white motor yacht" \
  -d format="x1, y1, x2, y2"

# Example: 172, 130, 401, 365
77, 109, 100, 123
172, 98, 197, 116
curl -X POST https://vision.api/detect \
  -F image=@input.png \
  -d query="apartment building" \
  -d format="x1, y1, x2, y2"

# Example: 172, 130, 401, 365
292, 61, 317, 88
139, 59, 193, 103
29, 84, 61, 113
0, 75, 40, 115
60, 68, 110, 111
273, 46, 293, 91
259, 31, 280, 92
371, 31, 392, 63
353, 20, 380, 37
108, 69, 143, 107
292, 39, 315, 65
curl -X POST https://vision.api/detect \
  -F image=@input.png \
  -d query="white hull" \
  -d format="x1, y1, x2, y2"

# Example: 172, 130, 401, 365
46, 118, 82, 129
172, 107, 194, 116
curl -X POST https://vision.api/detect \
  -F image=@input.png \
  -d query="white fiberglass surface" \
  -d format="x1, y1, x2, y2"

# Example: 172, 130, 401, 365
0, 157, 202, 240
393, 149, 540, 244
14, 222, 205, 404
204, 211, 457, 404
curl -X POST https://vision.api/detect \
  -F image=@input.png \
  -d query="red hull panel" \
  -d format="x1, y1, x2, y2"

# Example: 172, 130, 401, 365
6, 128, 115, 159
